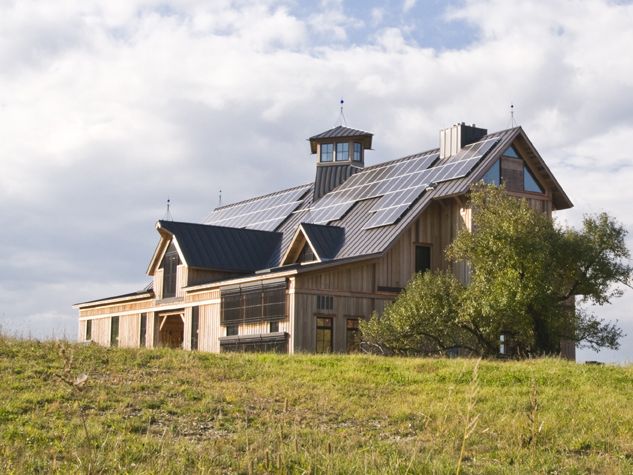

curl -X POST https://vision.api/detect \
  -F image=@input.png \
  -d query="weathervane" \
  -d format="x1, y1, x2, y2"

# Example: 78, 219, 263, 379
510, 104, 517, 127
338, 98, 348, 127
163, 198, 173, 221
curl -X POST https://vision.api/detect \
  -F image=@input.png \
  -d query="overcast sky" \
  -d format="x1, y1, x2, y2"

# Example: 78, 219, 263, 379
2, 0, 633, 362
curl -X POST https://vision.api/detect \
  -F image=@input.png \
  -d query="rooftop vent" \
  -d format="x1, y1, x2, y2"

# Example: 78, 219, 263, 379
439, 123, 487, 159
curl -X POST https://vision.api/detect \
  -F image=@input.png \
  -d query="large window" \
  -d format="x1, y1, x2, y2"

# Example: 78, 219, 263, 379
110, 316, 119, 347
336, 142, 349, 161
221, 282, 287, 326
346, 318, 361, 353
220, 334, 288, 353
415, 245, 431, 273
140, 313, 147, 348
353, 142, 362, 162
191, 307, 199, 350
482, 146, 544, 194
320, 143, 333, 162
85, 320, 92, 341
316, 316, 333, 353
160, 242, 180, 298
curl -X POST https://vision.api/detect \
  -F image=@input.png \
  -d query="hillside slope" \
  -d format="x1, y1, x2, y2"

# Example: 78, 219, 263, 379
1, 337, 631, 474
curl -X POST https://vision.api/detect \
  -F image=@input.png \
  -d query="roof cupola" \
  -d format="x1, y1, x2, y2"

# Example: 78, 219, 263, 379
308, 125, 373, 201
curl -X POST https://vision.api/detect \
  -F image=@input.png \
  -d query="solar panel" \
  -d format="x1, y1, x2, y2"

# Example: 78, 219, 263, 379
204, 185, 310, 231
363, 137, 500, 229
305, 151, 440, 224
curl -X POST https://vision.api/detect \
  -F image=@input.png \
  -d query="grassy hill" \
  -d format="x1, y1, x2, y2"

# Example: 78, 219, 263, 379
1, 336, 631, 474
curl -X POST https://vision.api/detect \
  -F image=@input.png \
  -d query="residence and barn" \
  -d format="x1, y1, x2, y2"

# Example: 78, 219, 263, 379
74, 122, 574, 358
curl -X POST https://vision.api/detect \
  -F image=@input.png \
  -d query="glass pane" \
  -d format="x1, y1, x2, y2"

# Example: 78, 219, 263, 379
320, 143, 333, 162
336, 142, 349, 161
482, 159, 500, 185
503, 146, 519, 158
524, 166, 544, 193
353, 143, 362, 161
415, 246, 431, 273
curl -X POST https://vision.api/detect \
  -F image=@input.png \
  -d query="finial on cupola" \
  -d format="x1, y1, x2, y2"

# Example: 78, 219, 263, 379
338, 98, 348, 126
163, 198, 173, 221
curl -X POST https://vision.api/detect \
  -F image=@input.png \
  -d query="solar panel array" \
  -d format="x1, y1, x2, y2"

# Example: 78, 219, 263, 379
203, 185, 311, 232
304, 137, 499, 229
305, 151, 439, 224
364, 137, 499, 229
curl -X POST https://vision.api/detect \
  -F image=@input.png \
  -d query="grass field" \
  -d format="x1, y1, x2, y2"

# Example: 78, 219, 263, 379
1, 336, 632, 474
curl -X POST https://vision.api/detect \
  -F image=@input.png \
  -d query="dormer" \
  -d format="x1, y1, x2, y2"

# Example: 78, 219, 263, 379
309, 125, 373, 200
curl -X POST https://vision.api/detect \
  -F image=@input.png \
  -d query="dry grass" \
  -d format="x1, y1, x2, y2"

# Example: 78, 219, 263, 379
1, 335, 632, 474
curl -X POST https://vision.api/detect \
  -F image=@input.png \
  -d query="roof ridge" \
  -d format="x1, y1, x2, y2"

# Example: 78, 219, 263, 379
213, 182, 313, 211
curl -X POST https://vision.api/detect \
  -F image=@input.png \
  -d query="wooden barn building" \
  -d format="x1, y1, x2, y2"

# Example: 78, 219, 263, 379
74, 122, 574, 357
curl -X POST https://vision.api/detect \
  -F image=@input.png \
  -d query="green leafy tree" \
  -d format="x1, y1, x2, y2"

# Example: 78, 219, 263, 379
362, 185, 630, 357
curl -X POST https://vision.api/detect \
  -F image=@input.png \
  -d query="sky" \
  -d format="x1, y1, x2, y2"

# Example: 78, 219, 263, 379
1, 0, 633, 363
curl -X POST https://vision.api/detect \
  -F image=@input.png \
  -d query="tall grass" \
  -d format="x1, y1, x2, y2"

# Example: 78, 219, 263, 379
0, 336, 631, 473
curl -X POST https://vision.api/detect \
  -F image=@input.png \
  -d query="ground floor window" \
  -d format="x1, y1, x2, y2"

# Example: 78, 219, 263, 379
110, 316, 119, 347
226, 324, 238, 336
85, 319, 92, 341
140, 313, 147, 348
346, 318, 361, 353
191, 307, 199, 350
269, 321, 279, 333
316, 316, 333, 353
220, 333, 288, 353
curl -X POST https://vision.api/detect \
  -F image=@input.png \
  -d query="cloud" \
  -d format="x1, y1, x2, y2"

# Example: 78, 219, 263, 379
1, 0, 633, 360
403, 0, 417, 13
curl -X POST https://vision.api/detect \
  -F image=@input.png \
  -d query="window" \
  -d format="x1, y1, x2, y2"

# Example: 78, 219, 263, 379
226, 324, 238, 336
346, 318, 361, 353
316, 317, 333, 353
160, 242, 180, 298
220, 334, 288, 353
503, 146, 520, 158
85, 320, 92, 341
140, 313, 147, 348
270, 321, 279, 333
482, 159, 500, 185
316, 294, 334, 311
191, 307, 199, 350
336, 142, 349, 161
320, 143, 333, 162
110, 316, 119, 347
298, 243, 316, 263
524, 166, 544, 193
221, 282, 287, 325
415, 246, 431, 273
353, 142, 362, 162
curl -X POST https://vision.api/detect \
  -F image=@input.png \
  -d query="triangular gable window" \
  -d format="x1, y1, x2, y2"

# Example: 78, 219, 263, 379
481, 145, 545, 194
298, 243, 316, 263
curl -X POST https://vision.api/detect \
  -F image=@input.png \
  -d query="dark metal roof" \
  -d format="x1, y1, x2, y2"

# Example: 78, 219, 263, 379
158, 220, 282, 273
74, 288, 153, 307
300, 223, 345, 260
192, 126, 571, 273
309, 125, 373, 140
309, 125, 373, 153
313, 164, 362, 201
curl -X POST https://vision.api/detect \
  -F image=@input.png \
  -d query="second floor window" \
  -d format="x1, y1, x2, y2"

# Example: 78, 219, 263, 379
415, 245, 431, 273
336, 142, 349, 161
320, 143, 333, 162
353, 142, 362, 162
161, 242, 180, 298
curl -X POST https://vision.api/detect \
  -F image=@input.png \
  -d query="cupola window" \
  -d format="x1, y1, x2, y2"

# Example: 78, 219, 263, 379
336, 142, 349, 161
353, 142, 362, 162
320, 143, 333, 162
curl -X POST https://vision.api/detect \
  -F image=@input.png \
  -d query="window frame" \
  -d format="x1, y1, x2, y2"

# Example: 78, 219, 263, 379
320, 143, 334, 162
315, 315, 334, 354
110, 316, 119, 347
85, 319, 92, 341
160, 243, 180, 299
335, 142, 349, 162
414, 244, 432, 274
139, 313, 147, 348
191, 307, 199, 350
353, 142, 362, 162
226, 324, 239, 336
346, 317, 361, 353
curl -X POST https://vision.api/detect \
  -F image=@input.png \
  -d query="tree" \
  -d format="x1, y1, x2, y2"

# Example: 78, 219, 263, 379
361, 185, 630, 357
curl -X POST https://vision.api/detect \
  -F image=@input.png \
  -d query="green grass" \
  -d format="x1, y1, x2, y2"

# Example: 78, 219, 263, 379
1, 336, 631, 474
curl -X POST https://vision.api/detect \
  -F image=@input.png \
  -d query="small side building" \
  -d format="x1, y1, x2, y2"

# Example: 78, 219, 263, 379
74, 122, 574, 358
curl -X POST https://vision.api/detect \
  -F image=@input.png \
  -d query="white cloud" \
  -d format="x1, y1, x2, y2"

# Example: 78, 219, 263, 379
2, 0, 633, 360
403, 0, 417, 13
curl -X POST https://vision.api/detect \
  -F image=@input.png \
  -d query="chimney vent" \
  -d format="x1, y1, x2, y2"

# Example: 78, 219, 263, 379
439, 123, 487, 159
